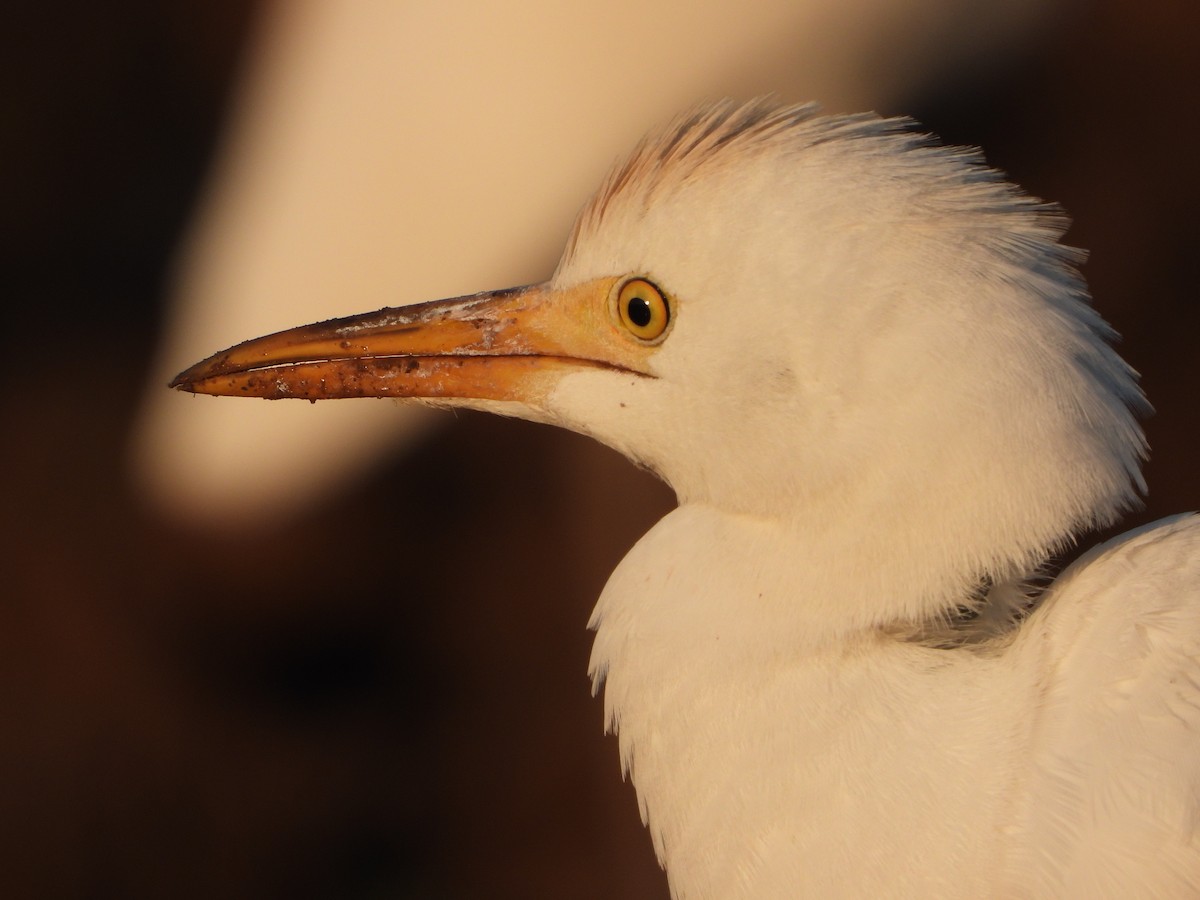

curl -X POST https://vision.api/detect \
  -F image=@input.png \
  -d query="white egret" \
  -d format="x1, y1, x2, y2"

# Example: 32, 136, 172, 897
173, 99, 1200, 898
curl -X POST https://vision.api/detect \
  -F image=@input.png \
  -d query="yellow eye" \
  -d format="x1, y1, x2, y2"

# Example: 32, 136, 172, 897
616, 278, 671, 342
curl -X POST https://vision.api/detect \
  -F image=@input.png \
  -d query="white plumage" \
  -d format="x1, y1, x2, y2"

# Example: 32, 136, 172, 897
173, 99, 1200, 898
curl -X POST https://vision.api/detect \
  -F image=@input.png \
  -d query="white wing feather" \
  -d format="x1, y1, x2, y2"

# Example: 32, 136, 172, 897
1009, 514, 1200, 897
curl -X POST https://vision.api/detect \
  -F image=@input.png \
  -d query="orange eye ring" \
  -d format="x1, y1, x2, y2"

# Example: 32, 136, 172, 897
616, 278, 671, 342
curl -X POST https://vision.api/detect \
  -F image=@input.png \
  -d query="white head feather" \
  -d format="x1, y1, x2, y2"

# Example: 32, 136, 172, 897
546, 98, 1147, 633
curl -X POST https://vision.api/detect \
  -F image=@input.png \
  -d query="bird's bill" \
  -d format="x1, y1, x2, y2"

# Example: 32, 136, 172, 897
170, 276, 650, 405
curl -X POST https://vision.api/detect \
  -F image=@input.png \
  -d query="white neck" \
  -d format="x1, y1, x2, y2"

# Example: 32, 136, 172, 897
589, 504, 1033, 899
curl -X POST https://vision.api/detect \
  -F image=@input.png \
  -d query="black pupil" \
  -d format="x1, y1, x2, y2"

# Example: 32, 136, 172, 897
627, 295, 653, 328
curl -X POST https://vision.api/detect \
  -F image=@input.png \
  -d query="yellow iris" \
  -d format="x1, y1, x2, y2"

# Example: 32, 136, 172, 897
616, 278, 671, 342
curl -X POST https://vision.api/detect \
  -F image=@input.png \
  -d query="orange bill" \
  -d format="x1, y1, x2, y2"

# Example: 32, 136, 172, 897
170, 276, 657, 406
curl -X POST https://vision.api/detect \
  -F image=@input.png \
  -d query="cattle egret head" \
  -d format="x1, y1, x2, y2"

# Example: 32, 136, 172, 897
173, 100, 1199, 898
174, 99, 1146, 627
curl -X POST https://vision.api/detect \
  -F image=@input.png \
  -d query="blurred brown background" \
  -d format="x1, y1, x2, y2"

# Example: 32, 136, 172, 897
2, 1, 1197, 897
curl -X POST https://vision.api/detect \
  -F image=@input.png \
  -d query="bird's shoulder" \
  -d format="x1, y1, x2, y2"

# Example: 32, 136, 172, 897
1032, 512, 1200, 674
1006, 513, 1200, 896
